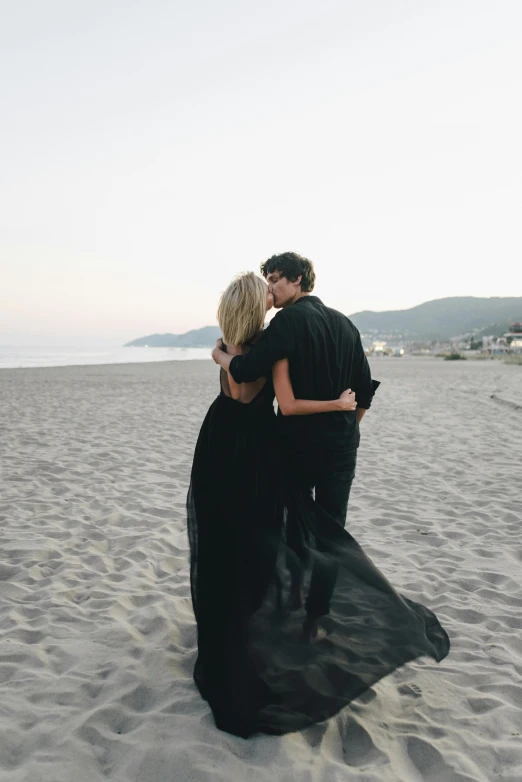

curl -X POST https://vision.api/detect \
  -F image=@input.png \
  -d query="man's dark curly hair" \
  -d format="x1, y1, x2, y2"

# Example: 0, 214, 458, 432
260, 251, 316, 293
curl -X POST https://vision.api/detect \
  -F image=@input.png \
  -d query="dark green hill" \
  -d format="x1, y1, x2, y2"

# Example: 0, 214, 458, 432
349, 297, 522, 340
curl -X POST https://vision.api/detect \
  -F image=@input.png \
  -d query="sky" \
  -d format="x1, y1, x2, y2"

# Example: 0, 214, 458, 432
1, 0, 521, 346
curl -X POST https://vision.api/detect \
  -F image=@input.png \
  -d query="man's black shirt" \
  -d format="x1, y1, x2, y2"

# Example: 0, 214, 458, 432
228, 296, 378, 453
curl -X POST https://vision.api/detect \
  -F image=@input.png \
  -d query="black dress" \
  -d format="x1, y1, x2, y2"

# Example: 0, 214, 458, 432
187, 369, 450, 738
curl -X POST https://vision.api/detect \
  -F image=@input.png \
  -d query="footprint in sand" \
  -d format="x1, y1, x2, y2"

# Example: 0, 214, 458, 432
398, 683, 423, 698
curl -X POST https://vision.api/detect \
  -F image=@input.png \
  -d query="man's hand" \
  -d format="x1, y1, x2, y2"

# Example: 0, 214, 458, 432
211, 338, 225, 365
339, 388, 357, 411
211, 339, 233, 372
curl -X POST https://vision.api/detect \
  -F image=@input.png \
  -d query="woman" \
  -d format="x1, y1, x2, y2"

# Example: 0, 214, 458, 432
187, 273, 449, 738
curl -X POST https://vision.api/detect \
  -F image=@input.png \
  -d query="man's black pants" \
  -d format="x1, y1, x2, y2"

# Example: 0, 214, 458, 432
286, 448, 357, 617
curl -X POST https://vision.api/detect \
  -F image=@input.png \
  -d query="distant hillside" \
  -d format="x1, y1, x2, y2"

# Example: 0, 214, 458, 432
124, 326, 220, 348
124, 297, 522, 347
349, 297, 522, 340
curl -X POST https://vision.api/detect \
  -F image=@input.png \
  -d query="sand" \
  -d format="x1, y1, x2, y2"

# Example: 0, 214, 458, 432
1, 356, 521, 782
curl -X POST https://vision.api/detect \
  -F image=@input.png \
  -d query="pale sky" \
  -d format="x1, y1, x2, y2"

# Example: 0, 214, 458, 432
1, 0, 521, 346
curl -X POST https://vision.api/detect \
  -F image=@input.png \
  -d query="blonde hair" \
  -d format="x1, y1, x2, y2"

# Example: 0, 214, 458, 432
217, 272, 266, 346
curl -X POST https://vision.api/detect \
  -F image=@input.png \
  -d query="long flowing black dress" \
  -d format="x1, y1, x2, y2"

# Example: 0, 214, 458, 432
187, 370, 449, 738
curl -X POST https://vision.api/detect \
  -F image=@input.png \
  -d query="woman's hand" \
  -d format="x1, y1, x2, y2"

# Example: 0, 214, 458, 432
339, 389, 357, 411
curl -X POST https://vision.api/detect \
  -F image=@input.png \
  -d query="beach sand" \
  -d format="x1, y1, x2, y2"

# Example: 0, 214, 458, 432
1, 357, 521, 782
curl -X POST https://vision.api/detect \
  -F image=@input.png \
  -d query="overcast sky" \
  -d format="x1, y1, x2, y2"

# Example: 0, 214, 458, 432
1, 0, 521, 346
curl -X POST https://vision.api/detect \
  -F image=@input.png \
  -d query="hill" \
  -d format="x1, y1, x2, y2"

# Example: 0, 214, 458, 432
349, 297, 522, 341
124, 326, 221, 348
124, 297, 522, 347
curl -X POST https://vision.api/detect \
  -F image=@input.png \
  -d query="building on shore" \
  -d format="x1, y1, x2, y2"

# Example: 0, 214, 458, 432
365, 341, 404, 357
483, 322, 522, 355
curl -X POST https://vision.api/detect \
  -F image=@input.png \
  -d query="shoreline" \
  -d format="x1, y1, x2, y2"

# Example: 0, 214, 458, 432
0, 357, 213, 373
1, 351, 521, 373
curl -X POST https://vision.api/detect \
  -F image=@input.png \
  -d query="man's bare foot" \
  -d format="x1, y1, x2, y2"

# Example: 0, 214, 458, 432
300, 616, 328, 643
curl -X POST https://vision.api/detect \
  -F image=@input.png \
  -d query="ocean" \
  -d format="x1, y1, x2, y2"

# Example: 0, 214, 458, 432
0, 345, 212, 370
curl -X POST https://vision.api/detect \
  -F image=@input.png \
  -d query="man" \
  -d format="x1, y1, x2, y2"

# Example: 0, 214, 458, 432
212, 251, 378, 640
